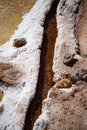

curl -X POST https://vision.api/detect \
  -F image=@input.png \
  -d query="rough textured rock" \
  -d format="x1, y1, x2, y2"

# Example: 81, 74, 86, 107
52, 0, 82, 82
13, 38, 27, 48
33, 83, 87, 130
77, 0, 87, 56
33, 0, 87, 130
1, 0, 87, 130
0, 0, 55, 130
0, 62, 21, 85
63, 53, 78, 67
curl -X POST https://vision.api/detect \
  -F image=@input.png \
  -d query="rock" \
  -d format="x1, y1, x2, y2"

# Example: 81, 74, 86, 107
0, 0, 55, 130
52, 0, 81, 81
54, 78, 72, 89
0, 90, 4, 102
0, 0, 87, 129
0, 62, 12, 70
82, 74, 87, 81
33, 84, 87, 130
33, 0, 87, 130
0, 105, 4, 113
0, 62, 21, 85
63, 53, 78, 67
13, 38, 27, 48
74, 68, 87, 82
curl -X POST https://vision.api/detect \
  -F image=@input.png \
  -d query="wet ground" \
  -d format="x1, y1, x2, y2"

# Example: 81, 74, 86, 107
24, 0, 59, 130
0, 0, 36, 45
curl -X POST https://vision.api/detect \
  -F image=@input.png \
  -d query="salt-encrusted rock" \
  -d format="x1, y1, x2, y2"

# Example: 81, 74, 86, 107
33, 0, 87, 130
0, 0, 55, 130
0, 62, 21, 85
33, 83, 87, 130
53, 0, 82, 82
1, 0, 87, 129
53, 78, 72, 89
77, 0, 87, 56
63, 53, 78, 67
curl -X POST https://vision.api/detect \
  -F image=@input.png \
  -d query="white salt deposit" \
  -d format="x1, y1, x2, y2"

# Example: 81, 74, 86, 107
0, 0, 54, 129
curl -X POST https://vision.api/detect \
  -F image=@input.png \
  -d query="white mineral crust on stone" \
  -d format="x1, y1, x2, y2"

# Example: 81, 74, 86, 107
33, 1, 87, 130
0, 0, 55, 130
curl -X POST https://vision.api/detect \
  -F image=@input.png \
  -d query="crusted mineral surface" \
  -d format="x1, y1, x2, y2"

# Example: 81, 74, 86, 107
0, 0, 55, 130
33, 0, 87, 130
1, 0, 87, 130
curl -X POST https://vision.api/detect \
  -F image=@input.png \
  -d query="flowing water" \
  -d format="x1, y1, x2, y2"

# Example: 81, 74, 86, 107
0, 0, 36, 45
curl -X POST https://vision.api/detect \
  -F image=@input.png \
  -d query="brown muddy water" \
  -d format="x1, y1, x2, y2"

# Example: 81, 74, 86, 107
0, 0, 36, 45
24, 0, 59, 130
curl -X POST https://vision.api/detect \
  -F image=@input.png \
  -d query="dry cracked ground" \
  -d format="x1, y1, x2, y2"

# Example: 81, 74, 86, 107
0, 0, 87, 130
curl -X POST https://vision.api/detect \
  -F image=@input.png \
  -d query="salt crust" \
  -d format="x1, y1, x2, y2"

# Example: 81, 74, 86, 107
0, 0, 55, 130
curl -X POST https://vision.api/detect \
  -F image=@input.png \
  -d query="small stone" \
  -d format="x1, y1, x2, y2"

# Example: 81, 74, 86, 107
0, 62, 20, 85
0, 90, 4, 102
61, 78, 72, 88
0, 105, 4, 113
55, 78, 72, 88
13, 38, 27, 47
76, 69, 87, 82
63, 53, 78, 67
82, 74, 87, 81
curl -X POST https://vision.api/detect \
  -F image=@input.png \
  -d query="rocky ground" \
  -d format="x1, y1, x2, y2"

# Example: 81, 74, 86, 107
77, 0, 87, 56
33, 0, 87, 130
0, 0, 87, 130
0, 0, 55, 129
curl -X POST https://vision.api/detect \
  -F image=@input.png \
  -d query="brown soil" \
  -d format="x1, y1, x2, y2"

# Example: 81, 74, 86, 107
0, 0, 36, 45
0, 90, 4, 102
77, 0, 87, 56
23, 0, 59, 130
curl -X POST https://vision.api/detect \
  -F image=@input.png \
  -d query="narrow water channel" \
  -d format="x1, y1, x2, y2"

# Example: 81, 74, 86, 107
24, 1, 59, 130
